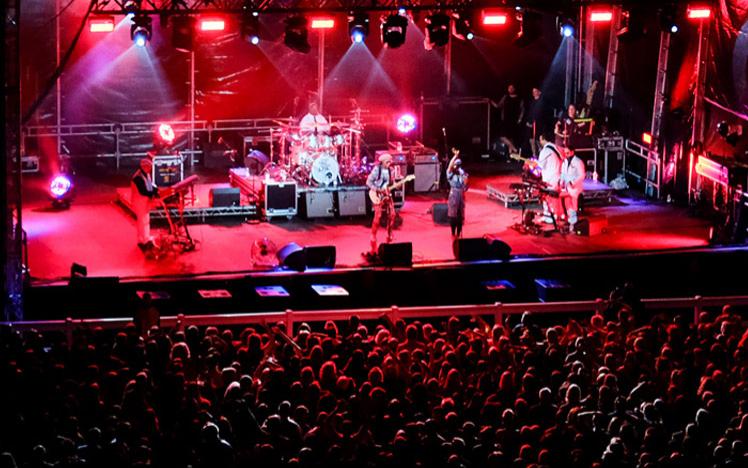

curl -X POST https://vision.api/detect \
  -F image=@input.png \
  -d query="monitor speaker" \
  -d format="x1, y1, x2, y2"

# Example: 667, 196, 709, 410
453, 237, 511, 262
304, 245, 336, 269
432, 203, 449, 225
277, 242, 306, 271
378, 242, 412, 266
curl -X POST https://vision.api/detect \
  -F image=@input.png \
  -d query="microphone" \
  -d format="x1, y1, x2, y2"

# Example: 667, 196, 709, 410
442, 127, 446, 136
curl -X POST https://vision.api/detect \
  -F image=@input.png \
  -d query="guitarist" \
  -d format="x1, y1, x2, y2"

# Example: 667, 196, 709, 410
537, 133, 563, 223
366, 153, 398, 253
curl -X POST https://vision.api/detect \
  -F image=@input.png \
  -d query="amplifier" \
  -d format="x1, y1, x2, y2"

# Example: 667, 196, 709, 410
300, 189, 335, 218
209, 187, 240, 207
337, 188, 367, 216
265, 181, 297, 218
596, 136, 625, 151
414, 161, 440, 192
414, 153, 439, 164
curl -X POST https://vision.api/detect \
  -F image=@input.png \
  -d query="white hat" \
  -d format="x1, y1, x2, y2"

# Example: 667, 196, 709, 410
378, 153, 393, 163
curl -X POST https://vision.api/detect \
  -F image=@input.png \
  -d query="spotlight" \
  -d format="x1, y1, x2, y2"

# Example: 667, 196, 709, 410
481, 9, 508, 26
558, 17, 575, 37
381, 13, 408, 48
171, 15, 195, 52
131, 14, 152, 47
425, 13, 450, 49
717, 121, 729, 138
284, 16, 310, 53
89, 16, 115, 33
514, 10, 542, 47
396, 113, 417, 133
49, 174, 74, 208
687, 7, 712, 20
199, 17, 226, 32
398, 7, 407, 16
659, 5, 681, 34
123, 0, 141, 17
453, 13, 474, 41
348, 12, 369, 44
241, 13, 261, 45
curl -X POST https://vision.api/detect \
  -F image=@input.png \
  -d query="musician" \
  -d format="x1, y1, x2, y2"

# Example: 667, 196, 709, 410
366, 153, 397, 253
447, 149, 468, 239
131, 158, 159, 251
554, 104, 585, 147
559, 146, 586, 228
299, 101, 330, 135
537, 133, 562, 223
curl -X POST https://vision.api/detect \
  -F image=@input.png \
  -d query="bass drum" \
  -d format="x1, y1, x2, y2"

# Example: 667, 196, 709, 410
310, 154, 340, 186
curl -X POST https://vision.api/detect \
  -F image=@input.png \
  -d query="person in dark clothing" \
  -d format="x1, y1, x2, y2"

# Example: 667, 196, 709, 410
446, 149, 468, 239
494, 84, 526, 154
130, 158, 159, 251
526, 87, 552, 155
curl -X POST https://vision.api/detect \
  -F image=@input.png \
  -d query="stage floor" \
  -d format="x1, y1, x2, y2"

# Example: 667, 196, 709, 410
22, 170, 710, 282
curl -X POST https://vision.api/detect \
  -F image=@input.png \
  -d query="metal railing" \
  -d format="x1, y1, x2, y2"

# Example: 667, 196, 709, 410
624, 139, 661, 198
5, 295, 747, 346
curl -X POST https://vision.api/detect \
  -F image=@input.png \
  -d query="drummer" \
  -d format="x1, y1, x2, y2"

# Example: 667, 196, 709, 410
299, 101, 330, 135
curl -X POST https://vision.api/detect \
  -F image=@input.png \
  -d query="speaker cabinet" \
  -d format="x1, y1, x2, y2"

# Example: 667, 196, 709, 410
277, 242, 306, 271
209, 187, 240, 207
432, 203, 449, 225
304, 245, 336, 269
453, 237, 512, 262
378, 242, 412, 266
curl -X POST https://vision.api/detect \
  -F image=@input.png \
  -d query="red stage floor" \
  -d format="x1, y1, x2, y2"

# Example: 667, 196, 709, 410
22, 171, 710, 282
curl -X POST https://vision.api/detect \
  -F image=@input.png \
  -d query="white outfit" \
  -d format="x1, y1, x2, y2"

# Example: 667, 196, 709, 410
299, 113, 330, 134
537, 142, 562, 221
560, 155, 586, 225
130, 168, 157, 245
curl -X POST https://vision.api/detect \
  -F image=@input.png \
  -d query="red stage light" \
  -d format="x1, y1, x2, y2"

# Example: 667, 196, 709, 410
481, 9, 508, 26
310, 17, 335, 29
90, 16, 115, 33
158, 123, 176, 144
687, 7, 712, 20
642, 132, 653, 145
590, 11, 613, 23
396, 114, 416, 133
200, 18, 226, 32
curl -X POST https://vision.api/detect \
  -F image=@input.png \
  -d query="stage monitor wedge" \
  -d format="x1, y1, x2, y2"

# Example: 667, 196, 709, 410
378, 242, 412, 267
453, 237, 511, 262
277, 242, 306, 271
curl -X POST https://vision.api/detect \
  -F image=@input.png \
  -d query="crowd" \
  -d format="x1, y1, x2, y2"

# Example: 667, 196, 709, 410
1, 292, 748, 467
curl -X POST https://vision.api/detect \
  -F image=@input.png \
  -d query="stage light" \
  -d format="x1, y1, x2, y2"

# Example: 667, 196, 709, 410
171, 15, 195, 52
659, 5, 681, 34
199, 17, 226, 32
348, 12, 369, 44
482, 9, 508, 26
89, 16, 115, 33
687, 7, 712, 20
425, 13, 450, 48
157, 123, 176, 146
123, 0, 141, 17
514, 10, 542, 47
590, 10, 613, 23
453, 13, 474, 41
717, 121, 729, 137
642, 132, 653, 145
396, 113, 416, 133
284, 16, 311, 53
310, 16, 335, 29
558, 17, 575, 37
398, 7, 407, 16
241, 13, 261, 45
49, 174, 74, 208
381, 13, 408, 48
130, 14, 152, 47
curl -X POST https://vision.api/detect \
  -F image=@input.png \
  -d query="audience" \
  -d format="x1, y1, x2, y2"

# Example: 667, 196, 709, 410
1, 294, 747, 467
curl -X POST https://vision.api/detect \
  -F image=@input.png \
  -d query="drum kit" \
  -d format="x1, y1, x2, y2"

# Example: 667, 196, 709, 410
270, 120, 363, 187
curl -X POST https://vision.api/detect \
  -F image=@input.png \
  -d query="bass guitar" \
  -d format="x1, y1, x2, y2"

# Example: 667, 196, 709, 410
369, 174, 415, 205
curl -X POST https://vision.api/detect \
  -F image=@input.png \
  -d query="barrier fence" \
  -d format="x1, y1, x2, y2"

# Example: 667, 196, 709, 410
4, 295, 747, 347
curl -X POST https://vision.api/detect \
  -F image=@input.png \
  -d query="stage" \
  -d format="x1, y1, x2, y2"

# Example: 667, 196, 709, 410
20, 166, 711, 283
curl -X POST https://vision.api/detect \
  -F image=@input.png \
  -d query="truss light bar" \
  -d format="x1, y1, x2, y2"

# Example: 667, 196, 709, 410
590, 10, 613, 23
310, 17, 335, 29
687, 7, 712, 20
90, 16, 115, 33
200, 18, 226, 32
482, 9, 508, 26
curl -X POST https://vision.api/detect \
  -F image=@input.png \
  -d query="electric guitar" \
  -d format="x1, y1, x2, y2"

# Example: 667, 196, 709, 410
509, 152, 539, 168
369, 175, 415, 205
